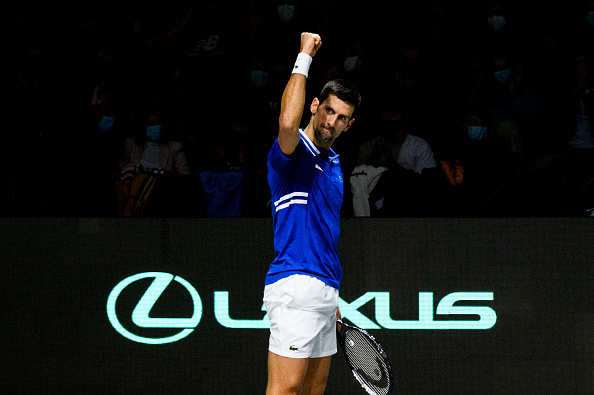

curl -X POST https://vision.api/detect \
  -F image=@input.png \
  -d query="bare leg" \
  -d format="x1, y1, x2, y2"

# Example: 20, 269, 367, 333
301, 356, 332, 395
266, 351, 309, 395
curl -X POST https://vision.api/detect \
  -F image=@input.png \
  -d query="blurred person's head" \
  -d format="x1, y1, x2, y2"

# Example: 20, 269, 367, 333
379, 100, 409, 140
492, 55, 512, 84
131, 103, 170, 144
461, 105, 489, 142
249, 56, 270, 90
486, 2, 509, 32
391, 42, 425, 89
490, 50, 521, 86
276, 2, 297, 23
343, 43, 365, 75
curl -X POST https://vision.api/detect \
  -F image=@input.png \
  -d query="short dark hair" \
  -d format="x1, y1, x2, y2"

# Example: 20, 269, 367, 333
318, 79, 361, 117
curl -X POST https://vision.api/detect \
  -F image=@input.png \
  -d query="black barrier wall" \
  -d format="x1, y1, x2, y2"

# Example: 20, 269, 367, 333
1, 219, 593, 394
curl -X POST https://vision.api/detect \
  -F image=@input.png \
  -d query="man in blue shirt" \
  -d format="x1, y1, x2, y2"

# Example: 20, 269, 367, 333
263, 32, 361, 395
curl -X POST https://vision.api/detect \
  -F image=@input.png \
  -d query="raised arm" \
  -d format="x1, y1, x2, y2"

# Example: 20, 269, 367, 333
278, 33, 322, 156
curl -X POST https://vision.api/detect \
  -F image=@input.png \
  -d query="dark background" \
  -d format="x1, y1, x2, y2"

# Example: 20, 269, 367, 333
4, 1, 594, 394
6, 0, 594, 218
2, 218, 592, 394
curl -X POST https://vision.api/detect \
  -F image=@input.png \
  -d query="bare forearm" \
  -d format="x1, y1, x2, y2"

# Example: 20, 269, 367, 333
278, 73, 306, 154
277, 33, 321, 156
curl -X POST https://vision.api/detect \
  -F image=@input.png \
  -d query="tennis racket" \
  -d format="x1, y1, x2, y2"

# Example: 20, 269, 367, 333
336, 318, 394, 395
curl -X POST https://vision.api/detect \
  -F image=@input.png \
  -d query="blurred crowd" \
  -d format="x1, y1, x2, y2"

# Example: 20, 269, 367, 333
6, 0, 594, 217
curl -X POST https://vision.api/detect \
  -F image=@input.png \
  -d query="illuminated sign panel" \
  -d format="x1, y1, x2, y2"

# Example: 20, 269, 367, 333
5, 219, 591, 394
108, 273, 496, 344
106, 272, 203, 344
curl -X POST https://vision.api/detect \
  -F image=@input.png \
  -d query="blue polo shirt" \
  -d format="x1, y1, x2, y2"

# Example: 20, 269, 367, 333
266, 130, 344, 290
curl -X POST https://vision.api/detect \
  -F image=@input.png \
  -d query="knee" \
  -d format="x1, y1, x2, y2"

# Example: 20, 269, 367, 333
266, 380, 303, 395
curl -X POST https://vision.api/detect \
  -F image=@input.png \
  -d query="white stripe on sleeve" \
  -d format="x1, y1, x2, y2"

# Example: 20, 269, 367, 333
274, 192, 309, 212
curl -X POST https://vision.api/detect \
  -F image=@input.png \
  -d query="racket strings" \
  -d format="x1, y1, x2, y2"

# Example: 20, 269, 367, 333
343, 329, 391, 395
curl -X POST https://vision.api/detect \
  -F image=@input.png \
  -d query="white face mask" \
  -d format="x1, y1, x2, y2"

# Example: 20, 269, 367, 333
277, 4, 296, 23
488, 15, 506, 31
344, 56, 362, 73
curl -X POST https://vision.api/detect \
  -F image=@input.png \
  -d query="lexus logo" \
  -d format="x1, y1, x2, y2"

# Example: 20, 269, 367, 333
106, 272, 202, 345
108, 272, 496, 345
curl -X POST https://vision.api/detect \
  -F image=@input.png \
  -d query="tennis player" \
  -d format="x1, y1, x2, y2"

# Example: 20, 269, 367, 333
263, 32, 361, 394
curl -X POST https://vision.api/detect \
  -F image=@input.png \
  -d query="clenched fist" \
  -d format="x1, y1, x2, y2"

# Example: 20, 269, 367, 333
300, 32, 322, 57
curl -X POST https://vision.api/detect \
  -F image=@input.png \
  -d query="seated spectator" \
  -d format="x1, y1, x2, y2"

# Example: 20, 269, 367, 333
117, 102, 192, 216
441, 105, 517, 216
197, 101, 252, 217
350, 100, 439, 217
565, 46, 594, 159
119, 103, 190, 175
531, 43, 594, 173
486, 50, 539, 174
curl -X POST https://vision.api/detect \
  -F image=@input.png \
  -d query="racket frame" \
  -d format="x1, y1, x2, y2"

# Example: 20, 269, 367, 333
336, 318, 394, 395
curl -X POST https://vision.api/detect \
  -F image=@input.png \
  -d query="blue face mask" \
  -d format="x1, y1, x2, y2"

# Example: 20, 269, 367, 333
588, 11, 594, 26
146, 125, 162, 141
250, 70, 269, 88
97, 115, 114, 132
494, 68, 511, 83
468, 126, 488, 142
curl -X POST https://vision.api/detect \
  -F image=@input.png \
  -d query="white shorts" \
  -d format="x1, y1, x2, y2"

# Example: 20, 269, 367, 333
263, 274, 339, 359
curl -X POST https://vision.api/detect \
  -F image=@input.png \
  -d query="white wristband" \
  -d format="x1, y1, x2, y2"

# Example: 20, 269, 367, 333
292, 52, 312, 78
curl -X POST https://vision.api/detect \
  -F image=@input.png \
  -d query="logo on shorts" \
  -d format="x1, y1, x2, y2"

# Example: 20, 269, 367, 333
289, 345, 299, 351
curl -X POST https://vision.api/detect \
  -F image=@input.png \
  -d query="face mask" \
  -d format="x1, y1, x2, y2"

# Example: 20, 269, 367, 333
344, 56, 362, 73
97, 115, 114, 133
250, 70, 269, 87
587, 11, 594, 26
468, 126, 488, 142
146, 125, 162, 142
277, 4, 296, 23
488, 15, 506, 31
494, 68, 511, 83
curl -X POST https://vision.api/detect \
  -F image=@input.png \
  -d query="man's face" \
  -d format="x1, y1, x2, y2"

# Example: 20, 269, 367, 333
380, 111, 406, 140
310, 94, 355, 148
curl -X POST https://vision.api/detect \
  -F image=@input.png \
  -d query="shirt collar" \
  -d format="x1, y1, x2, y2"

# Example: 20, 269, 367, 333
299, 129, 340, 161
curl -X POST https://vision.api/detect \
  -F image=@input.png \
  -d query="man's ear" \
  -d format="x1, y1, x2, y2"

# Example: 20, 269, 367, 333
310, 97, 320, 114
